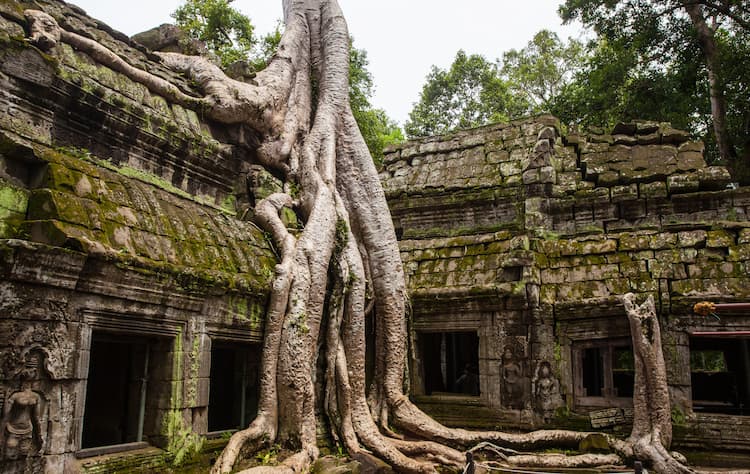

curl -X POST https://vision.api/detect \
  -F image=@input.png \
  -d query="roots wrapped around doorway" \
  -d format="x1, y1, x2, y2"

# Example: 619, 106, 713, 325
24, 4, 695, 472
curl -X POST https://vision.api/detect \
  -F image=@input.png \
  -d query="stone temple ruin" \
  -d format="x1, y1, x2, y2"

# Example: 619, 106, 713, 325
1, 0, 750, 472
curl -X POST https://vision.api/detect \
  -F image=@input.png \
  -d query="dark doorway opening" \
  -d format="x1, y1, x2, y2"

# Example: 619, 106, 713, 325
582, 347, 603, 397
82, 333, 150, 449
690, 337, 750, 415
420, 332, 480, 396
208, 343, 261, 432
574, 338, 634, 407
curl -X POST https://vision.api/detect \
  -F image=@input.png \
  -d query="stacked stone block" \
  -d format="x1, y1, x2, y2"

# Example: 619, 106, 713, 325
383, 116, 750, 444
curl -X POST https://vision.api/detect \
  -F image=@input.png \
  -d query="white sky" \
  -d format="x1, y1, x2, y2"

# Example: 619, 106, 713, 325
68, 1, 584, 126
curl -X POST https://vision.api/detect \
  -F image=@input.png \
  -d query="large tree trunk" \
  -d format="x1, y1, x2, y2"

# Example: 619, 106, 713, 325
24, 4, 695, 473
622, 294, 693, 474
683, 2, 737, 162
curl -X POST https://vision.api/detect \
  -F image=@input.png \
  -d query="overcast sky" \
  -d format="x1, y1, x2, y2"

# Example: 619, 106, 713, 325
68, 0, 584, 126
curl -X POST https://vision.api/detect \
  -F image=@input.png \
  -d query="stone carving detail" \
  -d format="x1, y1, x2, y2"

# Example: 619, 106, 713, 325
522, 126, 557, 189
500, 345, 528, 409
1, 324, 74, 382
533, 361, 562, 423
1, 349, 50, 460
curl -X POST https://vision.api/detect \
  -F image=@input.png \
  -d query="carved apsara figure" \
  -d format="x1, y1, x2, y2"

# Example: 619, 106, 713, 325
500, 346, 525, 409
2, 369, 44, 459
534, 361, 559, 423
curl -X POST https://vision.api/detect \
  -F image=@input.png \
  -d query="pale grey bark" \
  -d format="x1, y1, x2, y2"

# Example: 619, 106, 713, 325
622, 294, 693, 474
23, 5, 698, 474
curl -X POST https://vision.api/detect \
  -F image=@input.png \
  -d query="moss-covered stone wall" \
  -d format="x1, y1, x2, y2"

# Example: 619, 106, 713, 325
0, 3, 276, 471
384, 116, 750, 450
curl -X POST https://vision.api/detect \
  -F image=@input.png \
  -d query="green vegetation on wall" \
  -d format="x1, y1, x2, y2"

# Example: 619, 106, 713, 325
0, 179, 29, 239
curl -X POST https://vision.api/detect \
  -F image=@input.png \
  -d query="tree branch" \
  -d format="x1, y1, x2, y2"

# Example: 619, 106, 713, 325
682, 0, 750, 30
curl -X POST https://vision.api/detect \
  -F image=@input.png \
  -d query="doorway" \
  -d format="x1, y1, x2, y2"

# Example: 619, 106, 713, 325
81, 333, 151, 449
419, 332, 480, 396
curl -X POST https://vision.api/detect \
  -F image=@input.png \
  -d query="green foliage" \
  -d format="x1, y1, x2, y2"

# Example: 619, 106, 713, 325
249, 23, 282, 71
353, 107, 404, 167
406, 50, 524, 138
690, 349, 728, 373
612, 347, 634, 371
334, 217, 349, 257
671, 406, 687, 426
552, 3, 709, 132
255, 444, 281, 465
348, 43, 405, 164
558, 0, 750, 172
720, 26, 750, 179
501, 30, 586, 113
173, 0, 255, 68
335, 444, 346, 458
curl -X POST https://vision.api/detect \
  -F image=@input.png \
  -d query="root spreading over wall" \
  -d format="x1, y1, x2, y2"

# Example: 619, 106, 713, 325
25, 3, 694, 473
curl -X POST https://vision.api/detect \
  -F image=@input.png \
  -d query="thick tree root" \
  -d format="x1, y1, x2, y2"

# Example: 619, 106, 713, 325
22, 5, 699, 474
503, 453, 622, 468
25, 10, 204, 107
213, 420, 272, 474
622, 294, 694, 474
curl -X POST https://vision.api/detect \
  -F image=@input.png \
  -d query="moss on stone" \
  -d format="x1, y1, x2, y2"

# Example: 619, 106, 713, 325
0, 180, 28, 238
156, 332, 203, 467
0, 0, 24, 20
0, 179, 28, 212
17, 145, 277, 295
0, 179, 29, 239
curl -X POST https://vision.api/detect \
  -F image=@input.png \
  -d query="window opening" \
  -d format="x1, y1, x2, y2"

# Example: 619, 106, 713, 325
573, 338, 633, 407
612, 346, 635, 398
690, 337, 750, 415
582, 347, 603, 397
81, 334, 150, 449
419, 332, 479, 396
208, 344, 260, 432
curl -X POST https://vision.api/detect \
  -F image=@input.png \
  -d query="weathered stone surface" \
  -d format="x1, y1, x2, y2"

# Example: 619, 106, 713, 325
132, 23, 208, 56
662, 127, 691, 144
612, 122, 637, 135
676, 151, 707, 171
1, 2, 749, 466
0, 5, 279, 471
382, 114, 749, 445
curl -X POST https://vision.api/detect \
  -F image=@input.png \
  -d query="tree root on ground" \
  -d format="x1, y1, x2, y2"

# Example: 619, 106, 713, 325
23, 3, 696, 473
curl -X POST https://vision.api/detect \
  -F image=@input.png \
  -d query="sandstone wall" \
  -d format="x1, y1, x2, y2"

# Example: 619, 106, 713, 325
383, 116, 750, 450
1, 0, 749, 468
0, 2, 276, 471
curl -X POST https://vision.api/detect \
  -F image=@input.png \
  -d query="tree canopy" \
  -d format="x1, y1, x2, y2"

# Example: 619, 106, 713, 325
172, 0, 255, 68
405, 35, 585, 139
405, 50, 523, 138
559, 0, 750, 172
172, 0, 403, 163
501, 30, 585, 114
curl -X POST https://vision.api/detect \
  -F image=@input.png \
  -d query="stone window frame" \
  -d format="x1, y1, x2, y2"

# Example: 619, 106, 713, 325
205, 337, 262, 436
410, 311, 483, 398
572, 337, 634, 409
414, 330, 482, 397
75, 310, 185, 458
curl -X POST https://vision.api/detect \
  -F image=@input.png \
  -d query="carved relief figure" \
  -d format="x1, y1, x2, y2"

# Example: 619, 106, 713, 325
2, 374, 43, 459
534, 361, 560, 423
500, 346, 526, 409
1, 351, 47, 459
